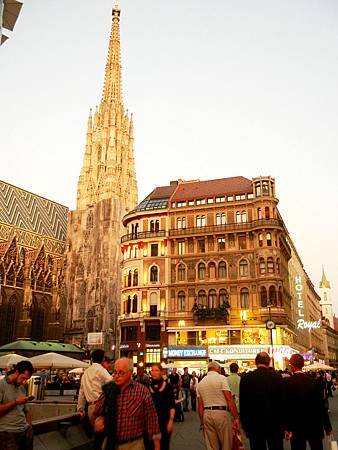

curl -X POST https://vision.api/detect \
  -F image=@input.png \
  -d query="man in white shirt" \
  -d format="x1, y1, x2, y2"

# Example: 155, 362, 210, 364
77, 349, 112, 427
197, 361, 239, 450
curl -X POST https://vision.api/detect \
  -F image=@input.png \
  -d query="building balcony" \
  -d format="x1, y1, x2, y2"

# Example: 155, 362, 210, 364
119, 310, 168, 321
168, 218, 283, 237
121, 230, 166, 243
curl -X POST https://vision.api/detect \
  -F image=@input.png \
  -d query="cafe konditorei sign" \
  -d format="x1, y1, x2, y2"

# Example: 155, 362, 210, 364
295, 275, 321, 331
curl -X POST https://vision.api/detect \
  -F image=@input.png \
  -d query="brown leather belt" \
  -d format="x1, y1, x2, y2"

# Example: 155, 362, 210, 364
204, 405, 227, 410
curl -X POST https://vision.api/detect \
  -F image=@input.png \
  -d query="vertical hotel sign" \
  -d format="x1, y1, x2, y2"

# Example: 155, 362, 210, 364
295, 276, 320, 331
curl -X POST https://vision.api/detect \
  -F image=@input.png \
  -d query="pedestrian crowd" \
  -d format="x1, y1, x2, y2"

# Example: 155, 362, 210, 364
0, 350, 336, 450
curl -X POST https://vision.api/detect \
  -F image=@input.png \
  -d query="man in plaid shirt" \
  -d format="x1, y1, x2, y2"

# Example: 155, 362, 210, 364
94, 357, 160, 450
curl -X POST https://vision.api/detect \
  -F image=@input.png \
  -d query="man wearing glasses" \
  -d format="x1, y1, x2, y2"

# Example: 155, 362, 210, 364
94, 357, 161, 450
0, 360, 34, 450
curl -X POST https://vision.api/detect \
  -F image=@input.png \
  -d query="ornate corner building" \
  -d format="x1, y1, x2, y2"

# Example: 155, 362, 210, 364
0, 181, 68, 345
119, 176, 302, 368
64, 4, 138, 349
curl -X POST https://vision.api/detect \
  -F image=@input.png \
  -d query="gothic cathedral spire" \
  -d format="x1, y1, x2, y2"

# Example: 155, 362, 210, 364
319, 267, 334, 329
76, 2, 137, 211
102, 2, 122, 105
65, 4, 138, 349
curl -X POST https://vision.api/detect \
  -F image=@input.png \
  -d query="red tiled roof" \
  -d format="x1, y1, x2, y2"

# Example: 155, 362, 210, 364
170, 177, 252, 202
148, 185, 177, 200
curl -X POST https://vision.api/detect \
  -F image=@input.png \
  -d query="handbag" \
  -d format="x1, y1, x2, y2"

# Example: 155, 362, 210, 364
232, 431, 245, 450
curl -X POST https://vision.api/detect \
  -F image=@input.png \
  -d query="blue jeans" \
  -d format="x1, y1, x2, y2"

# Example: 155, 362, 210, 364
182, 387, 190, 411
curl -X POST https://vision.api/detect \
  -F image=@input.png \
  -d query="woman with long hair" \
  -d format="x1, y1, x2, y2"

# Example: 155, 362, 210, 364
147, 363, 176, 450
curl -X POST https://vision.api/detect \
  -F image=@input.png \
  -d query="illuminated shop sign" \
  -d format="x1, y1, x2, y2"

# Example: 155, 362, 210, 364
146, 344, 160, 348
119, 344, 129, 349
167, 347, 207, 358
209, 345, 293, 360
295, 276, 321, 331
209, 345, 266, 360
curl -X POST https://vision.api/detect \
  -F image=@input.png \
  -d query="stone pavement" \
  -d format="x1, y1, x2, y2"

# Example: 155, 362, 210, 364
171, 392, 338, 450
32, 391, 338, 449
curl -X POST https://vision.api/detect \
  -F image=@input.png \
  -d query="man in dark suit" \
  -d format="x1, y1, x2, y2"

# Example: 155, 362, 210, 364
240, 352, 285, 450
285, 353, 332, 450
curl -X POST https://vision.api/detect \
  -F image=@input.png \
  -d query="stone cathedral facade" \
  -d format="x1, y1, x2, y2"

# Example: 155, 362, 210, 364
64, 4, 138, 350
0, 181, 68, 345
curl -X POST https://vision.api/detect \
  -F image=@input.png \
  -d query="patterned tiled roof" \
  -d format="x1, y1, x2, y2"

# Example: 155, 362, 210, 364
0, 181, 68, 242
171, 176, 253, 202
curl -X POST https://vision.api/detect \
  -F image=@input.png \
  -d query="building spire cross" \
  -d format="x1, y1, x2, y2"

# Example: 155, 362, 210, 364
102, 1, 122, 104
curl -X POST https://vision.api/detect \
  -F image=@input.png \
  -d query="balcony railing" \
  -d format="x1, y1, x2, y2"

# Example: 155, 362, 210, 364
119, 306, 288, 324
121, 230, 166, 243
168, 218, 283, 237
119, 310, 167, 320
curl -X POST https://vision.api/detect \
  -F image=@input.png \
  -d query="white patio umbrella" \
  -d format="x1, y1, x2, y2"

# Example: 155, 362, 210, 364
304, 362, 335, 371
0, 353, 29, 368
29, 352, 89, 370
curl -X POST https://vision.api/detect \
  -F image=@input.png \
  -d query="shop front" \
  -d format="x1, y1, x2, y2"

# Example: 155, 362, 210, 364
165, 346, 208, 371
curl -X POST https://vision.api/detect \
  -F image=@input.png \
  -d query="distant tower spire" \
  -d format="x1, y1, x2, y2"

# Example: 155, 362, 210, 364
319, 266, 333, 328
102, 1, 122, 104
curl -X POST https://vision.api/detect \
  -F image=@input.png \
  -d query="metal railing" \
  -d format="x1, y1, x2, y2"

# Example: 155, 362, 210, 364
168, 218, 283, 237
121, 230, 166, 243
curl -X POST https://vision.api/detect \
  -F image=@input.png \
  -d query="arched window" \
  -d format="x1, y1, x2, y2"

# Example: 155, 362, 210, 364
196, 216, 206, 227
177, 217, 186, 229
240, 288, 249, 309
132, 295, 138, 313
208, 289, 217, 308
150, 266, 158, 283
198, 263, 206, 280
178, 264, 186, 281
178, 291, 186, 312
265, 207, 270, 219
127, 270, 132, 287
219, 289, 229, 306
236, 212, 241, 223
216, 213, 226, 225
266, 232, 272, 246
31, 297, 48, 341
241, 211, 247, 223
198, 290, 207, 306
218, 261, 226, 279
257, 208, 262, 219
208, 262, 216, 279
267, 257, 274, 274
133, 269, 138, 286
0, 295, 19, 345
155, 220, 160, 232
258, 233, 263, 247
259, 258, 266, 274
239, 259, 248, 277
255, 181, 261, 197
276, 258, 280, 274
278, 287, 283, 307
86, 211, 93, 229
269, 286, 277, 306
260, 286, 267, 307
126, 296, 131, 314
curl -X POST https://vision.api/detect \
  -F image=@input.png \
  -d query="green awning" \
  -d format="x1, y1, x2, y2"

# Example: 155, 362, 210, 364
0, 340, 84, 354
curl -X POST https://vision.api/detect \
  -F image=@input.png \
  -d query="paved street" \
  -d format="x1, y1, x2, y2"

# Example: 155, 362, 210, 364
171, 391, 338, 450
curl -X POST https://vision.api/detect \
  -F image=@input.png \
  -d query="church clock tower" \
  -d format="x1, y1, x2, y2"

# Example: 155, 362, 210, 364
64, 2, 138, 350
319, 268, 334, 329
